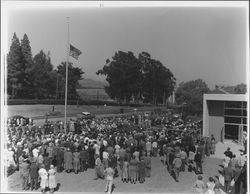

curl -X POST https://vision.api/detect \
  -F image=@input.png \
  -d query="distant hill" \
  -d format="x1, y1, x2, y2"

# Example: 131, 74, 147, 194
78, 78, 108, 89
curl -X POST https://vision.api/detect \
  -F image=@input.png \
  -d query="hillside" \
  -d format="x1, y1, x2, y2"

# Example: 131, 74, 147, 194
78, 78, 108, 89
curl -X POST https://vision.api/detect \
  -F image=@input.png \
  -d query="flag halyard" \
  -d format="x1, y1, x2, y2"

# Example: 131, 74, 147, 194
70, 44, 82, 60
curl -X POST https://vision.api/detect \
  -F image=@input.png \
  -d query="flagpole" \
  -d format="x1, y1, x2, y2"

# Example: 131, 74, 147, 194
64, 17, 70, 132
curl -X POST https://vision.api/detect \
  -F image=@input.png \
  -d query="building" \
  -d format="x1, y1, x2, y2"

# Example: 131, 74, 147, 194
203, 94, 248, 143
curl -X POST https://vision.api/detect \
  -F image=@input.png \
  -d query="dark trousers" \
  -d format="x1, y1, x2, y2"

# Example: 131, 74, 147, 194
30, 177, 38, 189
80, 160, 88, 171
224, 180, 230, 193
57, 159, 63, 172
234, 180, 241, 194
181, 159, 186, 171
195, 162, 203, 173
174, 167, 180, 181
21, 175, 29, 190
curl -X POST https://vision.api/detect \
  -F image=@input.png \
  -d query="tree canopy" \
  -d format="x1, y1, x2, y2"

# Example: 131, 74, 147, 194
97, 51, 176, 104
7, 33, 84, 99
175, 79, 211, 115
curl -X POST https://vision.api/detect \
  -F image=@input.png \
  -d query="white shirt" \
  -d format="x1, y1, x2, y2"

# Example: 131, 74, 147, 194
238, 154, 247, 167
32, 148, 39, 158
152, 141, 157, 148
103, 151, 109, 159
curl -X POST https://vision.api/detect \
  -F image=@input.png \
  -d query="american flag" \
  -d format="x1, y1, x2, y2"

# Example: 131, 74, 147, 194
69, 44, 82, 60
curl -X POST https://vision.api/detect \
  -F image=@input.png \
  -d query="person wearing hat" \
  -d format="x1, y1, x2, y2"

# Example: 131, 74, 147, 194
48, 164, 57, 193
29, 157, 39, 190
172, 153, 182, 182
38, 164, 48, 194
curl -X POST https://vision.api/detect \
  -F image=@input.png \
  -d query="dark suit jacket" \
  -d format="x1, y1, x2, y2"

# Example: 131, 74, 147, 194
223, 166, 234, 181
29, 163, 39, 178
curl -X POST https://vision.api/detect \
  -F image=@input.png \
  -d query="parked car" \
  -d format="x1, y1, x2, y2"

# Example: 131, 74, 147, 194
77, 112, 95, 120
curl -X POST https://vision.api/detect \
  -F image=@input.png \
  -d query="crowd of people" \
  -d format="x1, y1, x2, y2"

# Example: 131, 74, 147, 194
5, 109, 247, 194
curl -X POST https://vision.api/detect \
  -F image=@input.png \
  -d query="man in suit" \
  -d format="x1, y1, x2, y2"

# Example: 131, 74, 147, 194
223, 162, 234, 193
29, 158, 39, 190
20, 157, 30, 190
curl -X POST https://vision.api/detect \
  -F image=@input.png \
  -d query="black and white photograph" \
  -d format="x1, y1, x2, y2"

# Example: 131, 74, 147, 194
1, 1, 249, 194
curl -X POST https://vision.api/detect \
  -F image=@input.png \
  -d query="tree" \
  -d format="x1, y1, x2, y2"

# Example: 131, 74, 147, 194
175, 79, 211, 115
97, 51, 176, 105
139, 52, 176, 105
7, 33, 23, 98
20, 34, 34, 97
31, 50, 55, 98
57, 62, 84, 99
234, 83, 247, 94
97, 51, 141, 104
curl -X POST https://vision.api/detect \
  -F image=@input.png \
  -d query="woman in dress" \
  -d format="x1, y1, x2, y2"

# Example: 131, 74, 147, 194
38, 164, 48, 194
73, 148, 80, 174
94, 154, 105, 180
48, 165, 57, 193
129, 155, 138, 184
64, 147, 73, 173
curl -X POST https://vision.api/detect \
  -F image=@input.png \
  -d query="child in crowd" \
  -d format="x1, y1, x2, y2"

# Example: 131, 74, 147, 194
205, 177, 215, 194
193, 175, 205, 194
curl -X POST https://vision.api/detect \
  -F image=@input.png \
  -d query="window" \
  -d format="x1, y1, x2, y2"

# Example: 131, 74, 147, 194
224, 109, 242, 116
224, 117, 242, 124
225, 101, 242, 109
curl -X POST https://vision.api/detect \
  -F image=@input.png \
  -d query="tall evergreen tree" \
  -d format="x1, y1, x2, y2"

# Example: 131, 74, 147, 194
20, 33, 34, 97
31, 50, 55, 98
7, 33, 23, 98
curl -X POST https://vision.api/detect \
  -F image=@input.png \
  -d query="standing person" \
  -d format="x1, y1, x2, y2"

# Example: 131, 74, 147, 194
172, 153, 182, 182
129, 155, 139, 184
193, 175, 205, 194
48, 165, 57, 193
64, 148, 73, 173
94, 154, 105, 180
145, 140, 152, 157
138, 156, 146, 183
88, 144, 95, 169
210, 135, 216, 155
20, 157, 30, 190
38, 151, 44, 169
103, 149, 109, 170
29, 158, 39, 190
79, 147, 89, 172
121, 157, 129, 183
73, 148, 80, 174
38, 164, 48, 194
152, 139, 158, 157
144, 153, 151, 178
55, 147, 64, 173
180, 148, 187, 172
222, 162, 234, 193
43, 153, 51, 171
233, 164, 242, 194
104, 165, 115, 194
194, 151, 203, 174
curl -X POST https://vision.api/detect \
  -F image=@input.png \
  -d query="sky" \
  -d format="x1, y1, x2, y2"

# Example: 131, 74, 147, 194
4, 2, 248, 89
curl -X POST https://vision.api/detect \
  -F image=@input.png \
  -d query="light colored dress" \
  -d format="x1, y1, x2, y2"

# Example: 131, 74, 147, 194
38, 168, 48, 189
48, 168, 56, 189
